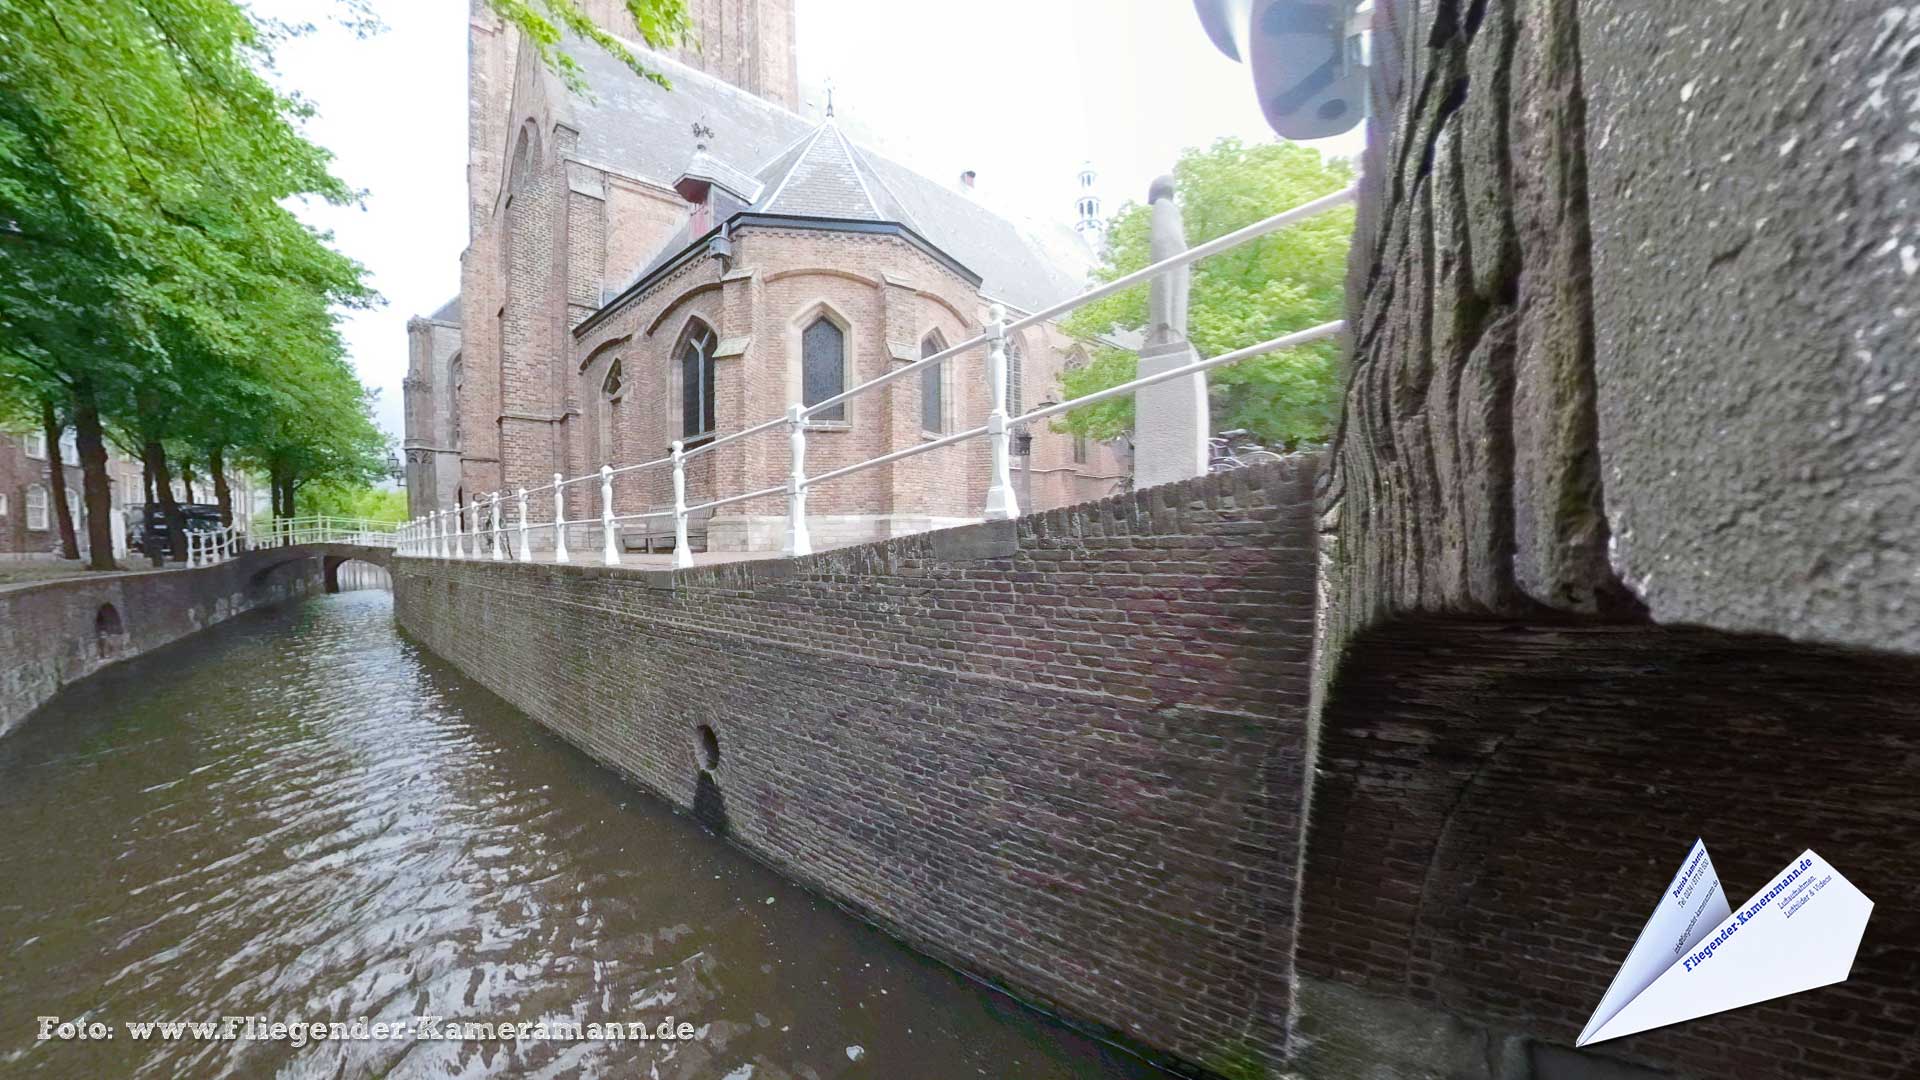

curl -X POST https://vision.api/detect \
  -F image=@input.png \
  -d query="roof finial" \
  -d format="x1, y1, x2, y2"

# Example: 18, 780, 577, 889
824, 78, 835, 119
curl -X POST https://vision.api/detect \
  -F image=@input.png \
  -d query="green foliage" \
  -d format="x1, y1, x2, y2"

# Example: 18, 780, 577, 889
483, 0, 692, 94
1056, 138, 1355, 449
289, 481, 407, 523
0, 0, 411, 549
0, 0, 687, 556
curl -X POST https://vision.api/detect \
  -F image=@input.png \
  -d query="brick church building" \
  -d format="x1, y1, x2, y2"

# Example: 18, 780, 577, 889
404, 0, 1124, 552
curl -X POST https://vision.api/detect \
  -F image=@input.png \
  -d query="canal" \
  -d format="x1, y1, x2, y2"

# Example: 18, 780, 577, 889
0, 589, 1160, 1079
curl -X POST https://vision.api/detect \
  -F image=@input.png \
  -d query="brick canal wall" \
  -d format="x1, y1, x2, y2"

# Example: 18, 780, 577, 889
0, 551, 325, 736
392, 460, 1318, 1077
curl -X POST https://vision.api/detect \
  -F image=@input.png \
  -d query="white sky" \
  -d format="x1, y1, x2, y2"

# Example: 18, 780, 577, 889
260, 1, 1364, 442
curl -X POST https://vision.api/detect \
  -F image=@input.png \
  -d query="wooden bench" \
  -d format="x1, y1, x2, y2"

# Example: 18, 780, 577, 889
618, 506, 710, 554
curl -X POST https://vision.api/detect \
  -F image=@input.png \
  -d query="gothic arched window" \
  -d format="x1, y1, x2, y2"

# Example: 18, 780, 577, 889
599, 358, 624, 464
1002, 333, 1026, 417
802, 315, 846, 421
448, 355, 463, 449
920, 331, 947, 434
680, 324, 717, 439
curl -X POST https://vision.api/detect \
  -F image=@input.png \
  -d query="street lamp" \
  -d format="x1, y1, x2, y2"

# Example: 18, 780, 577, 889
386, 450, 404, 484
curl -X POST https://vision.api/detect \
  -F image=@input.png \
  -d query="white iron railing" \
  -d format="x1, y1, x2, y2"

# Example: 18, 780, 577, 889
183, 524, 247, 568
254, 516, 401, 550
394, 184, 1357, 567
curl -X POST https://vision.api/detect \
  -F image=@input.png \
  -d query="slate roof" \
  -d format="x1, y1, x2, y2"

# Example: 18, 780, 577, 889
564, 38, 1092, 316
429, 295, 461, 324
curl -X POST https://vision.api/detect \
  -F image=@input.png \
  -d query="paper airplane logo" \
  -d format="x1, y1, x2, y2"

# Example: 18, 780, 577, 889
1578, 841, 1872, 1045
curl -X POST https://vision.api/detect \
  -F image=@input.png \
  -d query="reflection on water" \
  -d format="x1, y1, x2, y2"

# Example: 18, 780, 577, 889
0, 592, 1156, 1079
332, 561, 391, 592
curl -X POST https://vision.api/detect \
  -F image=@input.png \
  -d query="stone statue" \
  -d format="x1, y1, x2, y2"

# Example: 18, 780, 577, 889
1146, 175, 1189, 346
1134, 173, 1209, 488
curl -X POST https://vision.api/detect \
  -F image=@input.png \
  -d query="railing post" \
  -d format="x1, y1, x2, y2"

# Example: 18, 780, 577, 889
552, 474, 569, 564
490, 491, 505, 561
784, 403, 813, 557
185, 532, 197, 569
600, 464, 618, 566
452, 501, 465, 558
671, 440, 693, 570
471, 495, 484, 561
516, 487, 531, 563
429, 510, 440, 559
983, 303, 1019, 520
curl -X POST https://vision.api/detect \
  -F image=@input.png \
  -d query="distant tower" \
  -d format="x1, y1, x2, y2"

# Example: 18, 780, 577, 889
1074, 162, 1103, 242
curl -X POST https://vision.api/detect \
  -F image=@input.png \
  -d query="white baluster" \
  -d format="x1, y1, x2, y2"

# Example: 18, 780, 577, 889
552, 474, 569, 564
490, 491, 504, 560
600, 464, 618, 566
983, 302, 1019, 520
671, 440, 692, 570
471, 496, 484, 561
516, 487, 531, 562
784, 404, 812, 557
454, 501, 466, 558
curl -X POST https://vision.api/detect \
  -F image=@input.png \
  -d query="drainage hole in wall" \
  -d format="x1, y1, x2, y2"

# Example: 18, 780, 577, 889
697, 724, 720, 770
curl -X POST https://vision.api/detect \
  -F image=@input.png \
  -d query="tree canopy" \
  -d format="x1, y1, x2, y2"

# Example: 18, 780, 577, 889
0, 0, 691, 565
1056, 138, 1355, 450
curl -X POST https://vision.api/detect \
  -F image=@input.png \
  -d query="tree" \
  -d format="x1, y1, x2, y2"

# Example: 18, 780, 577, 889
476, 1, 692, 93
292, 481, 407, 524
0, 0, 686, 566
1056, 138, 1355, 450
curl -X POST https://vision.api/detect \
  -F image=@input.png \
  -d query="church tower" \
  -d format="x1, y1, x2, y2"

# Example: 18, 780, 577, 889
575, 0, 799, 110
1074, 161, 1103, 244
466, 0, 799, 239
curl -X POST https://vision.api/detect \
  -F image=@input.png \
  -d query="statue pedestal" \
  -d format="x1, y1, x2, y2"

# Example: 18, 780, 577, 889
1134, 338, 1210, 489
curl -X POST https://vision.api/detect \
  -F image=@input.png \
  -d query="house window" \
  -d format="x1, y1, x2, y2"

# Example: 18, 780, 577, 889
681, 325, 717, 439
802, 316, 846, 421
920, 331, 947, 434
26, 485, 48, 530
23, 431, 46, 459
67, 490, 80, 524
0, 493, 8, 516
599, 358, 624, 464
1073, 433, 1089, 465
58, 430, 76, 464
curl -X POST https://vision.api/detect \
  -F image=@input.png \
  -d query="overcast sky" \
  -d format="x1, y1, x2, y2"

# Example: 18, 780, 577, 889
259, 1, 1364, 442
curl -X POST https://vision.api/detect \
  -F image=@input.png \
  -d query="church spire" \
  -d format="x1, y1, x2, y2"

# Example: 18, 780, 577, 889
1075, 161, 1103, 242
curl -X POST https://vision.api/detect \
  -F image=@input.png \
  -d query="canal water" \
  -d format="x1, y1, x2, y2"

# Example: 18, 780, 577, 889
0, 590, 1159, 1079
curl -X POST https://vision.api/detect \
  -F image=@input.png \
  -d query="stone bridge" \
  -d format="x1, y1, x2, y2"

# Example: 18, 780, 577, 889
247, 542, 392, 594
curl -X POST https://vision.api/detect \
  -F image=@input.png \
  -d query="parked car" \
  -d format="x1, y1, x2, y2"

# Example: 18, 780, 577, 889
127, 503, 224, 555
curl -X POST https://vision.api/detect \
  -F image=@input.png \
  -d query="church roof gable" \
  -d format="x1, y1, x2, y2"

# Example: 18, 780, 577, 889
565, 37, 1091, 315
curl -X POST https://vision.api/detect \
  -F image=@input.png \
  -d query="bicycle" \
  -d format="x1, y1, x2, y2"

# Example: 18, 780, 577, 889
1207, 429, 1287, 472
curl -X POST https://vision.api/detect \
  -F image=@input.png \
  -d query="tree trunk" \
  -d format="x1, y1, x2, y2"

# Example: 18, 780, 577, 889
145, 440, 186, 562
72, 385, 118, 571
39, 399, 79, 560
282, 474, 297, 519
210, 445, 232, 526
